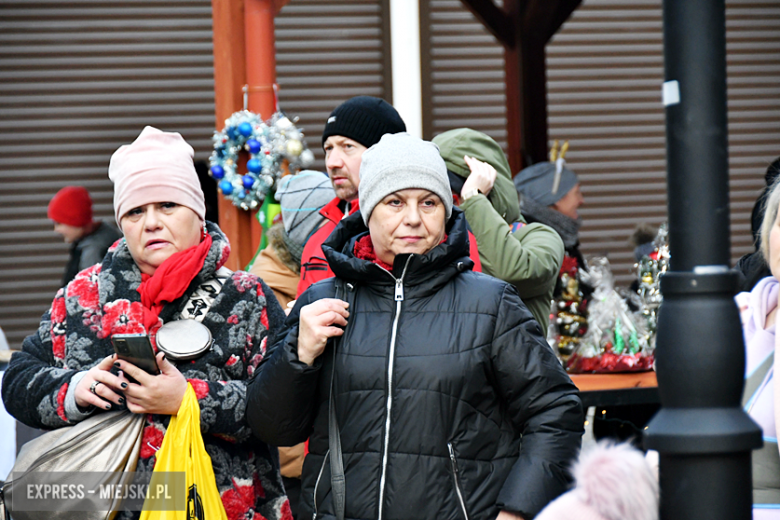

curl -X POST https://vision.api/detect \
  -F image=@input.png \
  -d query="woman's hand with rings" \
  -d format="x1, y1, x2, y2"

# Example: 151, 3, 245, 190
115, 352, 188, 416
297, 298, 349, 366
75, 354, 127, 410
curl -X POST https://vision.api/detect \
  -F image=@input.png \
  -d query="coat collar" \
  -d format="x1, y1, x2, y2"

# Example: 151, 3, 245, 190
319, 197, 360, 225
321, 207, 473, 296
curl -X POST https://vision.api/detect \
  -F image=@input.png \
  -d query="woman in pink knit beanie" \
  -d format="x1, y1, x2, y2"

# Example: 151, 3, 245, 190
107, 126, 207, 275
3, 126, 291, 520
109, 126, 206, 225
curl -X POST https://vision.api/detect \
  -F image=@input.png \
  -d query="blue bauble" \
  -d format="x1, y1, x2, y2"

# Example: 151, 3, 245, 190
242, 175, 256, 189
247, 158, 262, 173
219, 180, 234, 195
210, 164, 225, 180
246, 139, 261, 154
238, 190, 247, 199
227, 126, 239, 140
238, 122, 253, 137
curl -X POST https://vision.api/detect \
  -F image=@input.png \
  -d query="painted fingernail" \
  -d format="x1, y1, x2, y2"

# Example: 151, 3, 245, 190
105, 404, 112, 410
118, 397, 125, 404
114, 362, 120, 367
121, 382, 128, 389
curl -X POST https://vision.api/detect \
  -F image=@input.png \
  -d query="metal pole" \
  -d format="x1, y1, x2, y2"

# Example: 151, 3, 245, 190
644, 0, 762, 519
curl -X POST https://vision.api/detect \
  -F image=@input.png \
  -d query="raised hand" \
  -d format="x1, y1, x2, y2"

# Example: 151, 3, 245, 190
462, 155, 498, 197
297, 298, 350, 365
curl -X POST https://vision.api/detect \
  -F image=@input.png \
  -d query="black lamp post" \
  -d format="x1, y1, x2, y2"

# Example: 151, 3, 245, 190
643, 0, 762, 519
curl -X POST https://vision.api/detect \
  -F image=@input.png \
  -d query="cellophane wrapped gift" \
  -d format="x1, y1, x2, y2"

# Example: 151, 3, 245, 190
565, 257, 655, 373
547, 256, 589, 362
634, 223, 669, 351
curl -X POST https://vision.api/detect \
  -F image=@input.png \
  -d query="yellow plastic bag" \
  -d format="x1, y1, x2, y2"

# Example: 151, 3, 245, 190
140, 383, 228, 520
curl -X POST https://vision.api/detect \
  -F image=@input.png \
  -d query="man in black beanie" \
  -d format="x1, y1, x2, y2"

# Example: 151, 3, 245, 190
296, 95, 407, 295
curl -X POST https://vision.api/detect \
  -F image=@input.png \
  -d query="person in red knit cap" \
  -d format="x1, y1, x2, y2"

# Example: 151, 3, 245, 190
48, 185, 121, 286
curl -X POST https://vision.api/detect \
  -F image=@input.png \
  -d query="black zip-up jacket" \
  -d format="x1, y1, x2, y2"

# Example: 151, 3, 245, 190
247, 208, 583, 520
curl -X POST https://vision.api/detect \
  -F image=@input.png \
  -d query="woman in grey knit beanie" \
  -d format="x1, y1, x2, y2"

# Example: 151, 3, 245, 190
247, 130, 582, 520
357, 132, 454, 263
358, 133, 452, 223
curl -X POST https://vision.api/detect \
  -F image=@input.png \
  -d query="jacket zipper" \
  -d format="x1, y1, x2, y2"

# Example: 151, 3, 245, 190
312, 449, 330, 520
377, 256, 413, 520
447, 443, 470, 520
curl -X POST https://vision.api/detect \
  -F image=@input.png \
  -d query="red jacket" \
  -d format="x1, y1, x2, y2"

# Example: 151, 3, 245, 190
297, 197, 482, 296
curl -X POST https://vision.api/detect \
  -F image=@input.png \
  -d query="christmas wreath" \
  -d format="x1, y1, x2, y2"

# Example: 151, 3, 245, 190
208, 110, 315, 210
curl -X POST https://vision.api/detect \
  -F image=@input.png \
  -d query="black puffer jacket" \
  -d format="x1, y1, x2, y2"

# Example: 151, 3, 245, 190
247, 208, 583, 520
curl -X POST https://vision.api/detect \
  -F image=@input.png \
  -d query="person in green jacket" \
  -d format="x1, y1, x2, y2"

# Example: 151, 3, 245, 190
433, 128, 564, 336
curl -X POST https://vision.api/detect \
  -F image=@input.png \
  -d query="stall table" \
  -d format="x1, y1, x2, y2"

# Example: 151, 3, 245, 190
570, 371, 659, 408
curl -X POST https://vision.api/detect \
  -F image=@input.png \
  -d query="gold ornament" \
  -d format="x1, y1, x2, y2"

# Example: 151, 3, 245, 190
286, 139, 303, 156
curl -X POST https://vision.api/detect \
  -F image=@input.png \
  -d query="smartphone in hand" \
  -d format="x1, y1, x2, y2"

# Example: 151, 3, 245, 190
111, 333, 160, 380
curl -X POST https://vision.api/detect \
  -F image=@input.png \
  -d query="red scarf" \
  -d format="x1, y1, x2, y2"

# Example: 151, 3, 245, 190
354, 235, 394, 271
353, 234, 447, 271
137, 234, 213, 331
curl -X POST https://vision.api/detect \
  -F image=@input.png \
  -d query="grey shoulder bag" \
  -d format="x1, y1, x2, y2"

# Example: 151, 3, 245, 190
1, 410, 145, 520
0, 268, 232, 519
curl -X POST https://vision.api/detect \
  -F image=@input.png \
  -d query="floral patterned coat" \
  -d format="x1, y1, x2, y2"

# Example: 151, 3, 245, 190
2, 222, 291, 520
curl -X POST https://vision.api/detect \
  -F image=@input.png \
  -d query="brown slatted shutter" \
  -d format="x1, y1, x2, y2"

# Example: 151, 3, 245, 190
547, 0, 780, 285
419, 0, 508, 147
0, 0, 217, 347
724, 1, 780, 255
546, 0, 668, 286
274, 0, 393, 171
419, 0, 779, 287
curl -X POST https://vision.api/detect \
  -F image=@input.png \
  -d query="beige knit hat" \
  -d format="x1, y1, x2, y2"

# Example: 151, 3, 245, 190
108, 126, 206, 223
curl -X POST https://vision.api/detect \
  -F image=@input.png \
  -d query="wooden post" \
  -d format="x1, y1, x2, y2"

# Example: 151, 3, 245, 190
210, 0, 287, 270
496, 0, 582, 172
503, 0, 524, 174
211, 0, 249, 271
519, 40, 549, 167
244, 0, 281, 257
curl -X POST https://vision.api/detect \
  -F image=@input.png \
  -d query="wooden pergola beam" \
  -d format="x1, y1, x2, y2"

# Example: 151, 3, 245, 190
459, 0, 582, 173
541, 0, 582, 44
523, 0, 582, 45
459, 0, 515, 47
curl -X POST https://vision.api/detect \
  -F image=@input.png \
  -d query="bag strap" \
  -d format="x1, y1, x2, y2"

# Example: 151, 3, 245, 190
329, 278, 347, 520
177, 266, 232, 322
